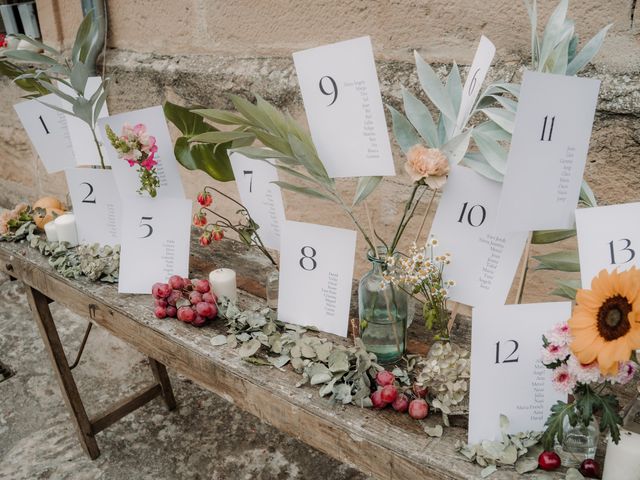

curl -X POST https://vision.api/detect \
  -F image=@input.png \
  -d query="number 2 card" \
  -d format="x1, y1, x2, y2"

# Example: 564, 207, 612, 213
277, 221, 357, 337
575, 202, 640, 287
65, 167, 122, 246
118, 198, 192, 294
468, 302, 569, 444
293, 36, 395, 178
496, 71, 600, 231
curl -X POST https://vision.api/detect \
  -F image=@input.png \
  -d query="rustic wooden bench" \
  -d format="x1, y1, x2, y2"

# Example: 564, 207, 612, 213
0, 235, 565, 479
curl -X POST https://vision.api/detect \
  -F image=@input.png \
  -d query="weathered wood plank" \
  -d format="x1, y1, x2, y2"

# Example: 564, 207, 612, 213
149, 357, 177, 410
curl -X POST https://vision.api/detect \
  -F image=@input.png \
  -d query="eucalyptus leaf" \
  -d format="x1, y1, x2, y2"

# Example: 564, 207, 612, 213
210, 335, 228, 346
10, 33, 60, 56
238, 339, 261, 358
194, 108, 250, 125
550, 278, 581, 300
70, 61, 90, 94
538, 0, 569, 71
272, 181, 335, 202
514, 456, 539, 474
531, 228, 576, 244
424, 424, 443, 437
480, 465, 497, 478
3, 49, 58, 65
353, 176, 382, 206
388, 105, 422, 154
533, 250, 580, 272
190, 131, 255, 144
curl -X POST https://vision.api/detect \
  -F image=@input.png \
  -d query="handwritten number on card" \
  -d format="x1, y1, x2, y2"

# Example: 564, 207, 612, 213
243, 170, 254, 193
319, 76, 338, 106
80, 182, 97, 204
457, 202, 487, 227
38, 115, 50, 134
609, 238, 636, 265
138, 216, 153, 239
495, 340, 519, 364
299, 245, 318, 271
468, 68, 480, 95
540, 115, 556, 142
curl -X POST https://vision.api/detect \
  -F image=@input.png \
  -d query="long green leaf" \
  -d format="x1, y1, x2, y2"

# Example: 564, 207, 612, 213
446, 62, 462, 120
413, 50, 456, 121
401, 88, 439, 148
268, 162, 322, 186
579, 181, 597, 207
566, 24, 612, 75
472, 129, 507, 174
353, 176, 383, 206
460, 152, 504, 182
474, 120, 512, 142
538, 0, 569, 71
38, 80, 77, 105
481, 108, 515, 134
531, 229, 576, 244
70, 61, 90, 94
231, 146, 293, 160
387, 105, 422, 154
550, 278, 581, 300
72, 10, 94, 63
10, 33, 60, 56
193, 108, 249, 125
524, 0, 539, 66
288, 134, 330, 183
441, 129, 472, 166
533, 250, 580, 272
190, 131, 255, 144
250, 129, 294, 157
272, 181, 335, 202
3, 50, 58, 65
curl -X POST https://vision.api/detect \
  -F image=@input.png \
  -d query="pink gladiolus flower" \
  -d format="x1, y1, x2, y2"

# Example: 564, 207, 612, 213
127, 159, 136, 167
150, 145, 158, 153
148, 135, 156, 147
133, 123, 146, 136
141, 153, 157, 171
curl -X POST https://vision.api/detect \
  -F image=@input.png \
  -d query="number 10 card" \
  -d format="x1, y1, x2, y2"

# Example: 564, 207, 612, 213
293, 36, 395, 178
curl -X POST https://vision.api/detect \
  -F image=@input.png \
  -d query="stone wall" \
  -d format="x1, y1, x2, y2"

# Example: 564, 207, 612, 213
1, 0, 639, 296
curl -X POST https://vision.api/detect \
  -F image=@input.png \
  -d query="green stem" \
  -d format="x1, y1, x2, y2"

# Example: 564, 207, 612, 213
91, 125, 105, 169
389, 183, 421, 254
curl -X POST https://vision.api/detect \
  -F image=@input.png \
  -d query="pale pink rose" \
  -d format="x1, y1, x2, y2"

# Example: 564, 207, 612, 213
542, 343, 570, 365
552, 364, 577, 394
567, 355, 601, 384
404, 145, 449, 189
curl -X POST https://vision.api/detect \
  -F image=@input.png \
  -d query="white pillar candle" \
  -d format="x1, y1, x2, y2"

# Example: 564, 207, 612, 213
54, 213, 78, 247
603, 429, 640, 479
44, 221, 58, 242
209, 268, 237, 304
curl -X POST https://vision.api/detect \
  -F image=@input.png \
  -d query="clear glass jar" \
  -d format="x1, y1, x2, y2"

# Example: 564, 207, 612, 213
266, 269, 279, 310
556, 415, 599, 467
358, 248, 410, 365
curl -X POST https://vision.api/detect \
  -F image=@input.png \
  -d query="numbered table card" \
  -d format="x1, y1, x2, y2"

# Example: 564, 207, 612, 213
13, 77, 109, 173
277, 221, 357, 336
118, 198, 192, 294
454, 35, 496, 135
468, 302, 569, 444
576, 202, 640, 287
429, 166, 528, 307
293, 36, 395, 178
496, 71, 600, 231
230, 153, 286, 250
65, 168, 122, 246
97, 106, 185, 199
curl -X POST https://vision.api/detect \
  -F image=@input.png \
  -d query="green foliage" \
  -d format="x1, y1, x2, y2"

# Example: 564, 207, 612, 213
550, 279, 581, 300
533, 250, 580, 272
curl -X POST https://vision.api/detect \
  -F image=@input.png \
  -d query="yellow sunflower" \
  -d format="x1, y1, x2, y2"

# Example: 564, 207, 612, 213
569, 267, 640, 375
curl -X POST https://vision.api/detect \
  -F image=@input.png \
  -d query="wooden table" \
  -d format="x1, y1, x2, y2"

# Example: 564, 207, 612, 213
0, 235, 559, 480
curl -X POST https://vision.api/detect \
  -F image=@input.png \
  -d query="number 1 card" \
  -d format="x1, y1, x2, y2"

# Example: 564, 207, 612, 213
293, 36, 395, 178
277, 221, 357, 336
575, 202, 640, 287
496, 71, 600, 231
468, 302, 569, 444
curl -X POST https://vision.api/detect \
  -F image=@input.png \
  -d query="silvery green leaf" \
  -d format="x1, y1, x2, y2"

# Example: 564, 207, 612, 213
246, 312, 267, 328
268, 355, 290, 369
499, 414, 510, 432
70, 61, 90, 95
295, 373, 309, 387
566, 24, 612, 75
243, 356, 270, 366
290, 344, 302, 358
310, 372, 333, 385
480, 465, 497, 478
413, 50, 456, 122
579, 180, 597, 207
332, 383, 353, 404
352, 176, 382, 206
480, 108, 514, 134
272, 181, 335, 202
472, 129, 507, 174
546, 26, 574, 74
236, 332, 251, 342
388, 105, 422, 154
531, 229, 576, 244
291, 357, 305, 372
190, 131, 254, 144
238, 339, 261, 358
210, 335, 227, 346
401, 88, 439, 148
301, 343, 316, 359
538, 0, 569, 71
328, 350, 349, 373
446, 62, 462, 119
441, 129, 472, 166
491, 95, 518, 113
319, 380, 335, 397
358, 396, 373, 408
533, 250, 580, 272
498, 444, 518, 465
514, 457, 539, 474
314, 342, 333, 362
565, 468, 585, 480
3, 49, 58, 65
480, 441, 504, 461
424, 424, 443, 437
288, 133, 329, 183
550, 278, 581, 300
524, 0, 539, 65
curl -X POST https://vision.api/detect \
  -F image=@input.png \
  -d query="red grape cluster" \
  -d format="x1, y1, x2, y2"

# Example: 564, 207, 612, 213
152, 275, 218, 327
370, 370, 430, 419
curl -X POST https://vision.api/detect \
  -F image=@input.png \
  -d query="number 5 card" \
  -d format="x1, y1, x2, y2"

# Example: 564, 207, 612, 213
496, 71, 600, 231
118, 198, 192, 294
468, 302, 569, 444
293, 36, 395, 178
277, 221, 357, 336
575, 202, 640, 287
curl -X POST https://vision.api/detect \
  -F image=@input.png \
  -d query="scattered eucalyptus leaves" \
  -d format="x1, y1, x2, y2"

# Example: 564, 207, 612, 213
416, 341, 470, 425
26, 225, 119, 282
456, 415, 543, 478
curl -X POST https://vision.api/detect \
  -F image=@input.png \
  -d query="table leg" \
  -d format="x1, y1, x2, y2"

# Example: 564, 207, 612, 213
24, 286, 100, 459
148, 358, 176, 410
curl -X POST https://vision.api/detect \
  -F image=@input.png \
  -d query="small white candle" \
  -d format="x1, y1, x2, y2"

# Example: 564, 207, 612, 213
209, 268, 237, 304
54, 214, 78, 247
603, 429, 640, 479
44, 221, 58, 242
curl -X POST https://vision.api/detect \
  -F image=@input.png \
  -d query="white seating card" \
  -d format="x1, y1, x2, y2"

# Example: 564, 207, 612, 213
65, 167, 122, 246
230, 153, 286, 250
118, 198, 192, 294
576, 202, 640, 287
468, 302, 569, 444
429, 166, 528, 307
455, 35, 496, 135
496, 71, 600, 231
97, 106, 185, 200
277, 221, 357, 336
293, 36, 395, 178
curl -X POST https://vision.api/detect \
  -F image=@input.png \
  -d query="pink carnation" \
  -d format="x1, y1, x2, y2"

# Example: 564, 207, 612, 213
567, 356, 601, 384
542, 343, 570, 365
547, 322, 572, 347
552, 364, 576, 394
611, 361, 637, 385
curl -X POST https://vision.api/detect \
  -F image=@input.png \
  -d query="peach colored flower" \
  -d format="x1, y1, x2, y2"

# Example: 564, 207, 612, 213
404, 145, 449, 189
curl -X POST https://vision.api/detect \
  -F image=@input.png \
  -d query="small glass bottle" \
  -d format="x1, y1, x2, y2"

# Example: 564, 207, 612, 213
557, 415, 599, 467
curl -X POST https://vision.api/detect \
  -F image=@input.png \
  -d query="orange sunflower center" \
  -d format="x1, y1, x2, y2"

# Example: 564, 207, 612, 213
597, 295, 632, 341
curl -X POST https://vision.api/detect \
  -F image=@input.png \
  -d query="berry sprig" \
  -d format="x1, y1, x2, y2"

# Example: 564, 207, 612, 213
152, 275, 218, 327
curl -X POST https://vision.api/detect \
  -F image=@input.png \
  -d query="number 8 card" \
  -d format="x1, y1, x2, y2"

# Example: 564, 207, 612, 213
277, 221, 357, 336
